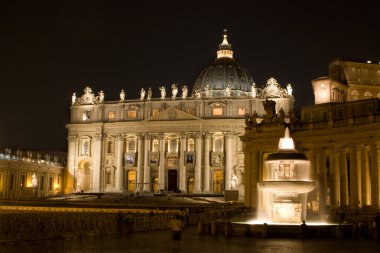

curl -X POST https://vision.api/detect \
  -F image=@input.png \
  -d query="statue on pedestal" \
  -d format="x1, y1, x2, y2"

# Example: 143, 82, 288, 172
120, 89, 126, 101
147, 87, 152, 100
98, 90, 104, 103
279, 108, 285, 123
159, 86, 166, 99
182, 85, 188, 99
262, 99, 277, 123
194, 87, 201, 98
140, 88, 146, 100
204, 85, 210, 97
225, 84, 231, 97
72, 93, 76, 105
231, 174, 238, 190
251, 82, 257, 98
287, 83, 293, 96
171, 84, 178, 99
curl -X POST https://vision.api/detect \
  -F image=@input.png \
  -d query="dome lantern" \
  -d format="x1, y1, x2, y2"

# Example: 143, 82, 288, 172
217, 29, 233, 59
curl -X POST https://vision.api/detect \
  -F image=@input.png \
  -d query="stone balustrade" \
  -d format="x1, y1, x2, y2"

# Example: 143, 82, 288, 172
0, 207, 178, 241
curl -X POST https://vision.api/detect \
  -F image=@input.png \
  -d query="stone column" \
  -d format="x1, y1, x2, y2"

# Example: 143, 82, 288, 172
65, 134, 77, 194
349, 146, 361, 207
316, 149, 327, 215
137, 134, 143, 192
225, 132, 233, 190
203, 133, 211, 192
115, 135, 124, 192
194, 132, 202, 192
361, 146, 371, 206
92, 133, 103, 192
339, 150, 349, 206
143, 134, 151, 192
158, 134, 165, 191
371, 142, 380, 207
329, 148, 340, 208
245, 150, 260, 210
179, 134, 187, 192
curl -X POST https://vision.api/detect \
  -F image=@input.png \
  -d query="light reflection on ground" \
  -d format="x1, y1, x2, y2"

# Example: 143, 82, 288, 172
234, 219, 336, 226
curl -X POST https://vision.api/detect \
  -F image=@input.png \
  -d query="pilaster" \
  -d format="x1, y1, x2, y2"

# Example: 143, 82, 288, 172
137, 134, 143, 192
225, 132, 233, 190
65, 134, 77, 194
115, 135, 124, 192
179, 134, 187, 192
194, 132, 202, 192
92, 133, 103, 192
204, 133, 211, 192
143, 133, 151, 192
158, 134, 165, 191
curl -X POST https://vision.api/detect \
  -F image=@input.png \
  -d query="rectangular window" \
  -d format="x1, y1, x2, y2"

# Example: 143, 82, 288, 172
127, 111, 137, 118
108, 111, 115, 119
152, 109, 159, 116
40, 176, 45, 191
21, 174, 26, 189
238, 107, 246, 115
49, 177, 53, 191
212, 108, 223, 116
9, 174, 14, 191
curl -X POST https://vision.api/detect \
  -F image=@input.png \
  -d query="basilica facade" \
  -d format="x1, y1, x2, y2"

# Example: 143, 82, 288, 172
64, 31, 294, 196
243, 59, 380, 214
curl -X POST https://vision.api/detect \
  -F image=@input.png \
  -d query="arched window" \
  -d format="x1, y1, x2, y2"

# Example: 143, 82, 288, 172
170, 139, 178, 153
128, 140, 136, 153
187, 138, 194, 151
152, 139, 159, 152
214, 138, 223, 152
351, 90, 360, 101
364, 91, 372, 98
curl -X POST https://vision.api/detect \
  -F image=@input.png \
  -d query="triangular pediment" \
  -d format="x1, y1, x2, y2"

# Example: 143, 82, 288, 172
146, 107, 202, 121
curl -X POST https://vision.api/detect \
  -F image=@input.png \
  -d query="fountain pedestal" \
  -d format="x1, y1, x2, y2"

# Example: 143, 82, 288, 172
258, 128, 316, 223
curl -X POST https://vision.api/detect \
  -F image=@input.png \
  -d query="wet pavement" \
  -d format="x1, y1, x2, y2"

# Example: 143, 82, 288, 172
1, 226, 379, 253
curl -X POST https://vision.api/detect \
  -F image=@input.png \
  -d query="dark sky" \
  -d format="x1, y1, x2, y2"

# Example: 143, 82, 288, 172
0, 0, 379, 152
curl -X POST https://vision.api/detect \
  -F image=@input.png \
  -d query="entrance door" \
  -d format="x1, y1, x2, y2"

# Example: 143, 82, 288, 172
127, 171, 136, 192
168, 170, 178, 192
78, 161, 91, 192
213, 169, 223, 193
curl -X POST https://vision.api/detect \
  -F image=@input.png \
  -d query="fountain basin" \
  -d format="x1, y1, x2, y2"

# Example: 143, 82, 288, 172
258, 181, 316, 193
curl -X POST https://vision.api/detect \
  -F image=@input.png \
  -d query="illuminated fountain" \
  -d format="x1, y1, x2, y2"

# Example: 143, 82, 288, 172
257, 127, 316, 223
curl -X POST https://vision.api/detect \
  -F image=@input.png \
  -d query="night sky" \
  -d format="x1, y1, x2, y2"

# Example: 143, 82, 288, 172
1, 0, 379, 152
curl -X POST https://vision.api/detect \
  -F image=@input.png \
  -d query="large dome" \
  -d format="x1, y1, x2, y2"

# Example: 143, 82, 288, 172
192, 30, 255, 97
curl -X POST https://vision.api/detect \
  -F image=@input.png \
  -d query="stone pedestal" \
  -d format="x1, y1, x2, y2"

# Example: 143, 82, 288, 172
225, 190, 239, 202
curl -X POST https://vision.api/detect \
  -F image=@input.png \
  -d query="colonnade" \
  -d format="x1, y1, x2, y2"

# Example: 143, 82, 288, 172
307, 142, 380, 210
67, 131, 240, 194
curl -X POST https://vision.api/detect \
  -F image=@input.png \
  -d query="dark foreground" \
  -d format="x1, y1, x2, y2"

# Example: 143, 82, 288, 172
1, 226, 379, 253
